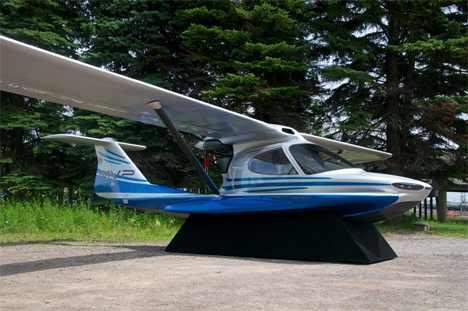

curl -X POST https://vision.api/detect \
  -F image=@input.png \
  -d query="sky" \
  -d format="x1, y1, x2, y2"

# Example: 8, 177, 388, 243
447, 192, 467, 204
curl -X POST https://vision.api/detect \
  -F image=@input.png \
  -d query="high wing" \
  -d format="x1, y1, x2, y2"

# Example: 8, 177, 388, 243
301, 134, 392, 164
0, 35, 391, 163
0, 35, 274, 141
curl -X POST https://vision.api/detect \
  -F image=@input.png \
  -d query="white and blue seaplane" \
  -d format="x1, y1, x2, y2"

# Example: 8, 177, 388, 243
0, 36, 432, 262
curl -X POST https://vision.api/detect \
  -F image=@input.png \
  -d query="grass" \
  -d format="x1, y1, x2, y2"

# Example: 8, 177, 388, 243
1, 199, 467, 244
0, 198, 185, 244
375, 213, 468, 239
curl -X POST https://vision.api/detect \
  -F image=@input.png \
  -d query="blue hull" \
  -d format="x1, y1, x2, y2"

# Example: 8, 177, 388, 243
111, 193, 399, 218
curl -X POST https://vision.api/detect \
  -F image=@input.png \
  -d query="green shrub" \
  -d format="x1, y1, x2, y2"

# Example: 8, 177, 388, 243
0, 198, 185, 243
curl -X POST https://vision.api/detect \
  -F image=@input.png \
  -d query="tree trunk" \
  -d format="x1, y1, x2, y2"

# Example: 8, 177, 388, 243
384, 4, 403, 176
433, 179, 448, 223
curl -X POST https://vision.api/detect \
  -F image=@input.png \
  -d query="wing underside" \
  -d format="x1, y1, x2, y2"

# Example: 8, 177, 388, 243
0, 35, 271, 140
0, 35, 391, 163
301, 134, 392, 164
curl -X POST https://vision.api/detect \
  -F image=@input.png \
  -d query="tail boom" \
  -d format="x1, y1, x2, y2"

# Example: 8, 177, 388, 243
43, 134, 201, 212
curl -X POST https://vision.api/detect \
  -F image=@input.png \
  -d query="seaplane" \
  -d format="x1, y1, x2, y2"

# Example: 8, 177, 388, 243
0, 35, 432, 263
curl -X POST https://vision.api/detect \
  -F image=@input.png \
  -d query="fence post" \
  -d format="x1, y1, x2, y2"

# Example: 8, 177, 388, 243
424, 198, 428, 220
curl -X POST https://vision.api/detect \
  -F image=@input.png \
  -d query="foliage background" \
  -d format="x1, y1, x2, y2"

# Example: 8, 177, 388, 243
0, 0, 466, 203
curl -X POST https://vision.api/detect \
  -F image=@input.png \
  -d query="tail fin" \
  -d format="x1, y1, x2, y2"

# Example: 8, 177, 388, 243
43, 134, 150, 198
43, 134, 201, 214
92, 138, 151, 198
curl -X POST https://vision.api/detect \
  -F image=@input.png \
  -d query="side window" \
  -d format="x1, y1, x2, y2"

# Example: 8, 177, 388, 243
248, 149, 297, 175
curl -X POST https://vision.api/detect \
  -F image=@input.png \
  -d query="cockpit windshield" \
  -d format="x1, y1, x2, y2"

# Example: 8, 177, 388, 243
289, 144, 355, 175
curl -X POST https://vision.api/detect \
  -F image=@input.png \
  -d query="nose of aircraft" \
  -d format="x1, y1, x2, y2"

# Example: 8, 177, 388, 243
348, 172, 432, 223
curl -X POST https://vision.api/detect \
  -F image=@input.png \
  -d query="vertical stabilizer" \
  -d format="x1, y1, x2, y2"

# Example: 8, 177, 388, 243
93, 139, 151, 198
43, 134, 151, 198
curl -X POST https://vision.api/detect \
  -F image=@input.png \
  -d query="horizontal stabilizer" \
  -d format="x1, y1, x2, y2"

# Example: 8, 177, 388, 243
42, 134, 146, 151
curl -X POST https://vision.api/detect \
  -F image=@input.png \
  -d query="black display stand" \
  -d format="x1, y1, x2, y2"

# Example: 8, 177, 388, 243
165, 211, 397, 264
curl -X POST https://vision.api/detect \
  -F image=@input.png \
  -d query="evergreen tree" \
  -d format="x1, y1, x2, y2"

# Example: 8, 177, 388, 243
178, 0, 319, 132
73, 0, 206, 190
0, 0, 92, 199
2, 0, 465, 206
311, 0, 467, 183
0, 0, 218, 197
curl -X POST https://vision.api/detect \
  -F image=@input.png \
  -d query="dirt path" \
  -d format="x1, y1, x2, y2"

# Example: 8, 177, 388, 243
1, 234, 466, 310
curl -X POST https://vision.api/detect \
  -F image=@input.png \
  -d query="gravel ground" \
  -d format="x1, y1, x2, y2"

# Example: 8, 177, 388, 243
0, 234, 466, 311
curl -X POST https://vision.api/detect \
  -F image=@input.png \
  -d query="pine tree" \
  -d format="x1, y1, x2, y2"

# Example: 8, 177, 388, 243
74, 0, 205, 190
0, 0, 92, 199
178, 0, 319, 132
311, 0, 467, 182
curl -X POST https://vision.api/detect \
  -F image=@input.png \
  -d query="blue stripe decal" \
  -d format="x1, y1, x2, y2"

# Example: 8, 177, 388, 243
105, 148, 126, 159
244, 187, 309, 193
222, 182, 391, 191
104, 159, 123, 165
226, 177, 331, 182
97, 151, 130, 164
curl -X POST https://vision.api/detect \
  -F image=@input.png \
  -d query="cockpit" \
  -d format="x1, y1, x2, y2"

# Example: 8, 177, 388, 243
221, 142, 357, 194
246, 143, 356, 176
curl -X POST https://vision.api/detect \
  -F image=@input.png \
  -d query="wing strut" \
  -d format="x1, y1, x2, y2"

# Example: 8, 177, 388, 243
148, 101, 220, 195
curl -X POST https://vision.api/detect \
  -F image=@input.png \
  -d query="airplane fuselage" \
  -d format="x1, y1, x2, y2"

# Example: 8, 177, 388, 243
101, 138, 432, 223
217, 139, 432, 222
